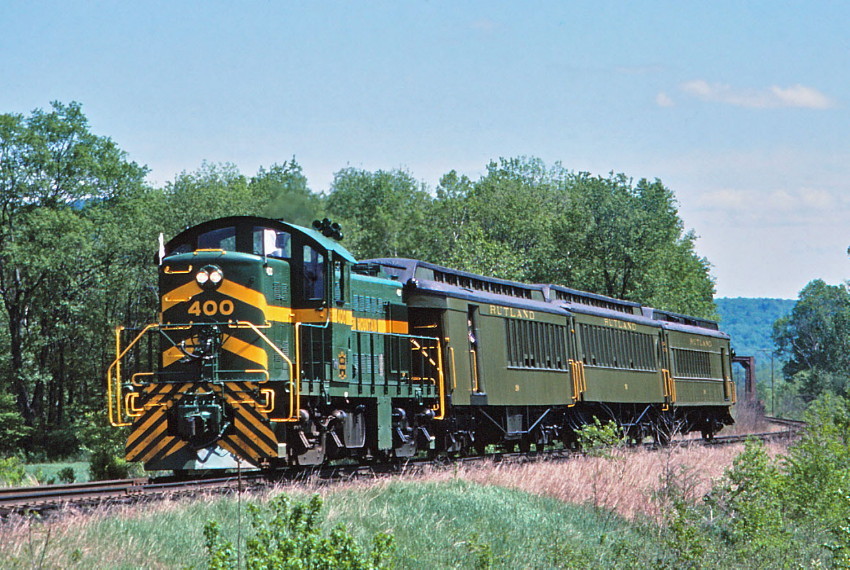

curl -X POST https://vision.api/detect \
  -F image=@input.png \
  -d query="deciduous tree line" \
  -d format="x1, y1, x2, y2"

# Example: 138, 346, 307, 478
0, 102, 716, 457
773, 279, 850, 403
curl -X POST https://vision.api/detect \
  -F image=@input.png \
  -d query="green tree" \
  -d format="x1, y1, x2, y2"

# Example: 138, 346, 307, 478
251, 160, 322, 225
773, 279, 850, 400
550, 173, 716, 317
0, 101, 148, 427
428, 159, 716, 317
159, 161, 255, 234
462, 158, 558, 282
325, 167, 431, 259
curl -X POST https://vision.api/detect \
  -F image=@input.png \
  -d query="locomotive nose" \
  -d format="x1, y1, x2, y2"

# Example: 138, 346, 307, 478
172, 392, 230, 449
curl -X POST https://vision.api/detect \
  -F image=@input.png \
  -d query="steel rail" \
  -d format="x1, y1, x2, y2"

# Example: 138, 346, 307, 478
1, 420, 805, 518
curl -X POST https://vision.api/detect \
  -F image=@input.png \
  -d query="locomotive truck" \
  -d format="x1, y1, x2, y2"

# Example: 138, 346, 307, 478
107, 216, 735, 471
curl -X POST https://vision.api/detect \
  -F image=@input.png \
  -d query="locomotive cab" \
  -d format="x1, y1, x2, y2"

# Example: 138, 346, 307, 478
108, 216, 444, 471
108, 217, 351, 470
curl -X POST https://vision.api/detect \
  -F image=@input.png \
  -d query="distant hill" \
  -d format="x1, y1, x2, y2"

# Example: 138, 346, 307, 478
715, 297, 796, 356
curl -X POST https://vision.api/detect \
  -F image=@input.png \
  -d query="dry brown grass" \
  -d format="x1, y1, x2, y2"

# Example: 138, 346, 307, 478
412, 440, 789, 522
0, 429, 788, 566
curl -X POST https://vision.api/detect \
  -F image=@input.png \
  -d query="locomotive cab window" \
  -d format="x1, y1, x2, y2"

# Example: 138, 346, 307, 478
303, 245, 325, 301
252, 227, 291, 259
197, 226, 237, 251
169, 242, 192, 256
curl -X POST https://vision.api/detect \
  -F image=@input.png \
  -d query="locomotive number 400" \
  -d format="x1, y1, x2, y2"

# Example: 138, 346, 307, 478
187, 300, 235, 317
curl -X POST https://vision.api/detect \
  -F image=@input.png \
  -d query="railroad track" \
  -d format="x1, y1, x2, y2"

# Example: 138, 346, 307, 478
0, 418, 805, 518
0, 473, 267, 518
764, 416, 806, 430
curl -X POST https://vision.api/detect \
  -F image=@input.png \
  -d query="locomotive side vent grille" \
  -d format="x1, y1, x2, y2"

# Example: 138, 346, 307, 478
354, 295, 386, 315
272, 282, 289, 302
273, 341, 291, 365
672, 347, 715, 378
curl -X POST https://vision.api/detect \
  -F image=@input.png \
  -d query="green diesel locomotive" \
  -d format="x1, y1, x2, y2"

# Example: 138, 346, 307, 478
107, 216, 734, 471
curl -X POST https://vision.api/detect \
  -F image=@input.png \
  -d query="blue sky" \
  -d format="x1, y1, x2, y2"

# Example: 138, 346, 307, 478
2, 2, 848, 299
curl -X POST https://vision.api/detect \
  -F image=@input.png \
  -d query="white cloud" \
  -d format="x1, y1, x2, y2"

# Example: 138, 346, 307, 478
693, 186, 847, 229
798, 187, 835, 209
695, 188, 747, 209
680, 79, 836, 109
655, 91, 675, 107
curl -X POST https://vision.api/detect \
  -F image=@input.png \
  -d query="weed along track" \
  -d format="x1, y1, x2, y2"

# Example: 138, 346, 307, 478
0, 417, 801, 518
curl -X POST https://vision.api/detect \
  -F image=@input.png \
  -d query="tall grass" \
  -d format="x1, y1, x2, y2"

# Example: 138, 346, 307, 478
413, 442, 783, 521
0, 441, 788, 568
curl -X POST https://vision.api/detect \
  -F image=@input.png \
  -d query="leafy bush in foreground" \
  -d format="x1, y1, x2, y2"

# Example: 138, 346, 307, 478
204, 493, 394, 569
658, 394, 850, 568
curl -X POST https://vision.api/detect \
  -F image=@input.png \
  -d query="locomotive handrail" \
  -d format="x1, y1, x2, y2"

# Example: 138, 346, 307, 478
108, 324, 157, 427
124, 392, 144, 417
448, 346, 457, 391
108, 321, 297, 427
163, 264, 193, 274
434, 338, 446, 419
411, 337, 446, 419
230, 321, 298, 422
257, 388, 275, 414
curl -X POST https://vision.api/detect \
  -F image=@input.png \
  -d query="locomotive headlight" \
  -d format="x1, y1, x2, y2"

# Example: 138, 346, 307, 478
196, 265, 223, 289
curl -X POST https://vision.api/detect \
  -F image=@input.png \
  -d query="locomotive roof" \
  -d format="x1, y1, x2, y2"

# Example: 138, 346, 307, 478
163, 216, 356, 262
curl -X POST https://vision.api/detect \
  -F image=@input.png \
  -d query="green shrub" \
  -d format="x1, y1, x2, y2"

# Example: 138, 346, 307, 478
709, 439, 789, 564
56, 466, 76, 484
782, 394, 850, 526
204, 493, 395, 569
76, 411, 135, 480
575, 418, 627, 457
88, 448, 132, 480
826, 492, 850, 569
0, 456, 26, 486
